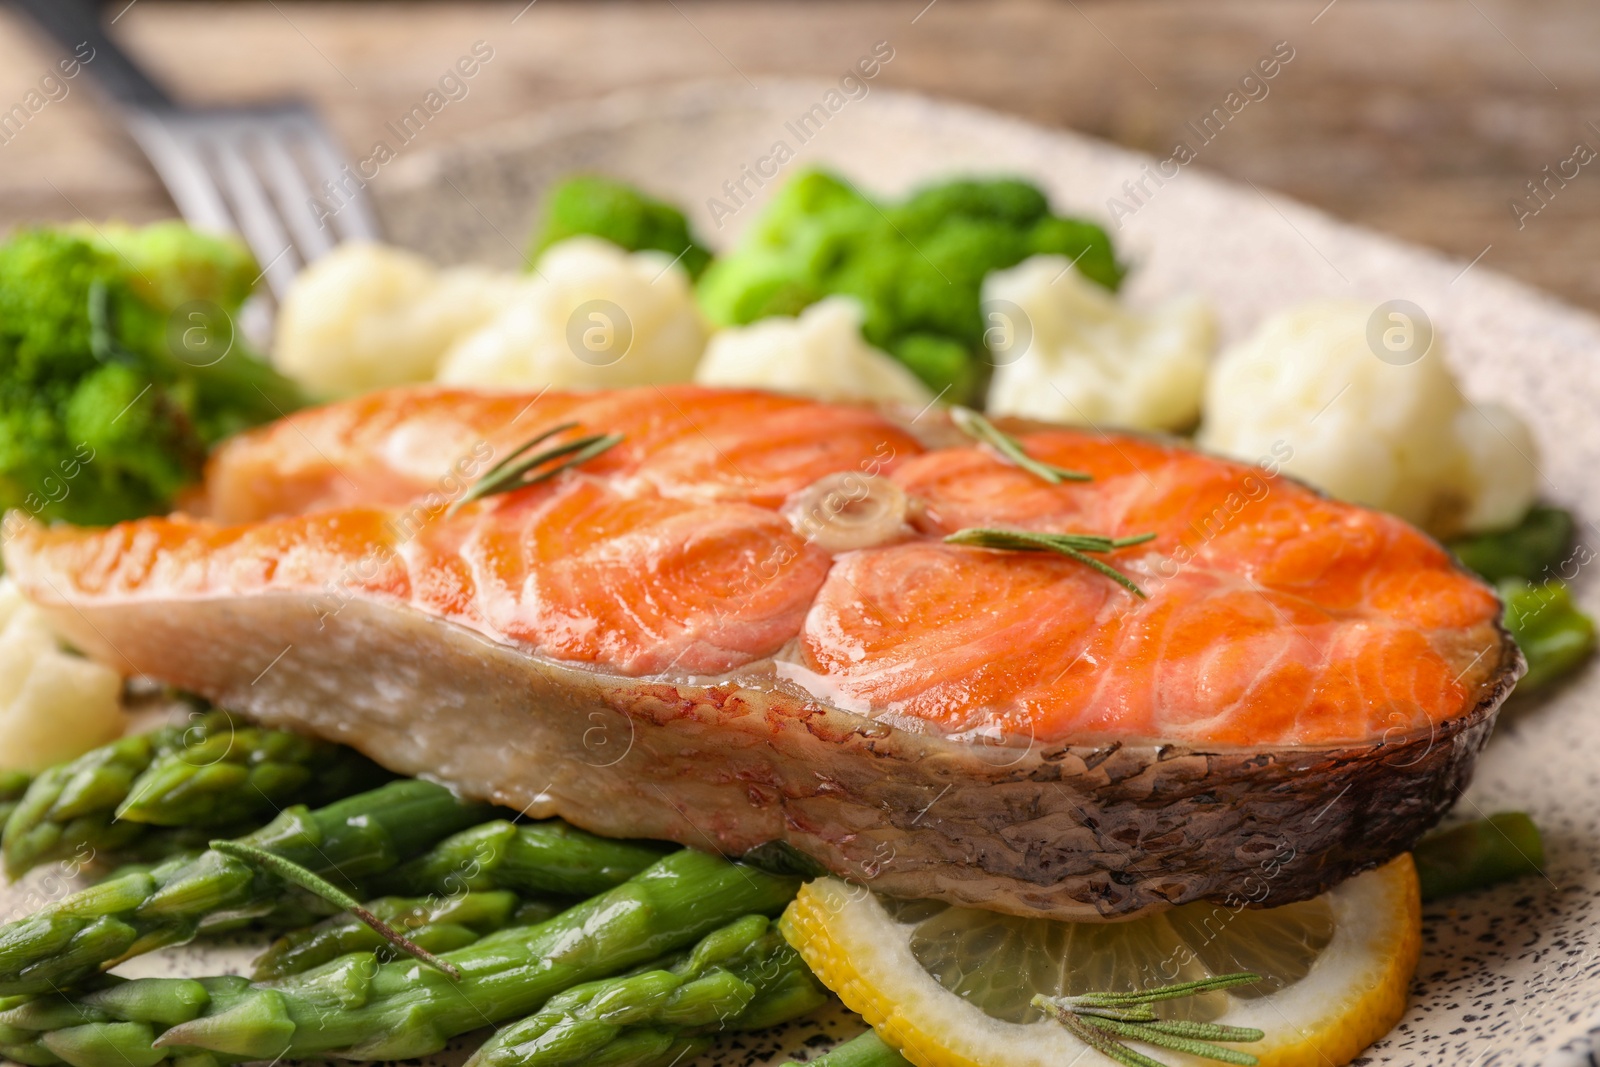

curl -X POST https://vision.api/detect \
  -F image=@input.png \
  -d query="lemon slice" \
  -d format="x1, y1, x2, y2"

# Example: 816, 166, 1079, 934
780, 854, 1420, 1067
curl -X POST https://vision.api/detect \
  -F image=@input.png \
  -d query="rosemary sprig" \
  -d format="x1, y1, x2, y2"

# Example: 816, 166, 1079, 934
447, 422, 624, 516
950, 406, 1091, 484
1032, 972, 1265, 1067
210, 839, 463, 980
945, 527, 1157, 598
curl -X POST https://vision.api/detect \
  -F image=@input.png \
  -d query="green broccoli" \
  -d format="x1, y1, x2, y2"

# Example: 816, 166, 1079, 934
696, 170, 1124, 400
87, 220, 260, 313
0, 223, 304, 528
530, 175, 713, 279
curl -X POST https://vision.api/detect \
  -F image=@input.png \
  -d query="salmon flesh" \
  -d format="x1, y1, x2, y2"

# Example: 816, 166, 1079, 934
4, 386, 1518, 920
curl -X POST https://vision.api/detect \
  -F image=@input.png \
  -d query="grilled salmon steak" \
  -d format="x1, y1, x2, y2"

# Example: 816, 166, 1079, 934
3, 385, 1519, 920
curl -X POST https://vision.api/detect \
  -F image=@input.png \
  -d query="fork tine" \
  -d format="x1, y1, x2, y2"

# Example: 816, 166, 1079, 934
256, 129, 336, 263
13, 0, 380, 292
299, 123, 382, 243
123, 111, 237, 236
210, 131, 303, 300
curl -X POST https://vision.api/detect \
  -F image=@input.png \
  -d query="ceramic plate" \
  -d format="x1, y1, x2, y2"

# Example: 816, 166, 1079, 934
9, 80, 1599, 1067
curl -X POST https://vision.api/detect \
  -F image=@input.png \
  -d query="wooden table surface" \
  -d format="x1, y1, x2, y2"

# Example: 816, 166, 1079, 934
1, 0, 1596, 312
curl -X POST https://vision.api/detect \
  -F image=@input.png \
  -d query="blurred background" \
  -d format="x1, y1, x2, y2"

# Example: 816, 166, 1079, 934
0, 0, 1595, 309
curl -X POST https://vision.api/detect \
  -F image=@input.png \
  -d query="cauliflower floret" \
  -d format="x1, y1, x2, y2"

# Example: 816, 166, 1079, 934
0, 578, 122, 772
437, 237, 707, 390
983, 256, 1215, 431
694, 297, 933, 406
275, 242, 525, 398
1197, 299, 1538, 536
1454, 403, 1541, 531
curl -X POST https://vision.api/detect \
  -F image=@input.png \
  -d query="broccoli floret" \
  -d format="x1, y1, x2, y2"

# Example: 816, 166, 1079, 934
893, 177, 1051, 231
695, 170, 1124, 401
85, 220, 259, 313
0, 223, 303, 527
530, 176, 713, 279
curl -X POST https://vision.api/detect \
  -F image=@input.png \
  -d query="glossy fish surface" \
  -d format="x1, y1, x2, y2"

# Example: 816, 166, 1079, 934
5, 385, 1518, 919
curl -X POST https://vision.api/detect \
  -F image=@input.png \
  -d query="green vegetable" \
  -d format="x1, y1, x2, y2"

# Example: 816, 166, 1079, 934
1415, 812, 1544, 902
0, 850, 800, 1062
114, 715, 390, 828
466, 913, 828, 1067
0, 772, 30, 837
373, 818, 671, 900
696, 169, 1123, 399
3, 710, 389, 879
1500, 578, 1596, 692
532, 176, 713, 280
0, 780, 488, 995
6, 729, 202, 879
252, 892, 554, 979
0, 223, 303, 527
166, 815, 657, 966
210, 838, 466, 980
86, 223, 258, 316
1449, 505, 1575, 583
782, 1031, 912, 1067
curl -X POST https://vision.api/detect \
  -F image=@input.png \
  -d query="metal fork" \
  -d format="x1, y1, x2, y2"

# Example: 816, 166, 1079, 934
9, 0, 380, 301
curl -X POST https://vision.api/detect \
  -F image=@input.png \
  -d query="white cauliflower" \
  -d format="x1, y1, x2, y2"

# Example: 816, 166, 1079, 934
1197, 299, 1538, 536
694, 297, 933, 406
275, 242, 525, 398
437, 237, 708, 391
0, 578, 123, 773
983, 256, 1215, 431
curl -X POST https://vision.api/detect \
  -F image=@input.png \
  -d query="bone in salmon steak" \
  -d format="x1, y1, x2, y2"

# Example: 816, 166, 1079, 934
4, 385, 1518, 921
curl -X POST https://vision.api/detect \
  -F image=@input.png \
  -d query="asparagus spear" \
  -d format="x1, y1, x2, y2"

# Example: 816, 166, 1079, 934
783, 1030, 912, 1067
374, 820, 672, 899
0, 850, 799, 1063
252, 892, 559, 979
1448, 505, 1574, 584
0, 772, 31, 833
1415, 812, 1544, 902
1500, 578, 1596, 693
466, 913, 830, 1067
4, 733, 170, 879
3, 711, 389, 879
115, 716, 391, 826
250, 818, 662, 977
0, 780, 489, 995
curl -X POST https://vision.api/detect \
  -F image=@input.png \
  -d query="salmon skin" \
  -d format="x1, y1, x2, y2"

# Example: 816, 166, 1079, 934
5, 385, 1519, 920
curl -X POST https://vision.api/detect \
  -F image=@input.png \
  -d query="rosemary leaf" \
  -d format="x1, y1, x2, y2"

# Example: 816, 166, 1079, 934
1141, 1021, 1268, 1043
1071, 1003, 1159, 1023
945, 527, 1155, 598
950, 406, 1091, 484
1065, 972, 1261, 1006
210, 840, 462, 980
1030, 972, 1265, 1067
1080, 1016, 1261, 1067
482, 422, 581, 479
1056, 1012, 1167, 1067
447, 424, 623, 516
